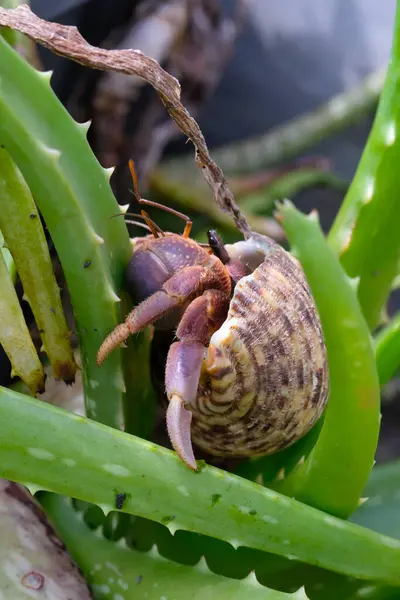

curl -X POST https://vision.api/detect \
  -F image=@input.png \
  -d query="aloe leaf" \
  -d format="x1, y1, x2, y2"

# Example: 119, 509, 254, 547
374, 312, 400, 385
328, 0, 400, 330
273, 200, 380, 518
112, 513, 399, 600
0, 35, 132, 426
122, 325, 156, 439
351, 460, 400, 538
0, 387, 400, 586
0, 227, 15, 281
240, 459, 400, 599
343, 460, 400, 600
0, 146, 77, 382
0, 250, 44, 393
41, 494, 310, 600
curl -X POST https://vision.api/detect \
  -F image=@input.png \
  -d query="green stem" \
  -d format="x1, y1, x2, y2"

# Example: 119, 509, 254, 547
375, 313, 400, 385
0, 227, 15, 281
0, 386, 398, 586
121, 318, 156, 439
163, 69, 384, 175
241, 169, 348, 216
0, 147, 76, 382
328, 0, 400, 330
273, 201, 380, 518
0, 251, 44, 393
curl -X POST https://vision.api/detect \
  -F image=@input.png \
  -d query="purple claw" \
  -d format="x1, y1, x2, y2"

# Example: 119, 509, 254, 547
163, 292, 228, 470
165, 340, 205, 470
166, 395, 197, 471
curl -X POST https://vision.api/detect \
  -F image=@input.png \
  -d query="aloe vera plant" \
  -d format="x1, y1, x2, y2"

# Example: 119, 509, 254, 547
0, 146, 76, 382
1, 3, 400, 600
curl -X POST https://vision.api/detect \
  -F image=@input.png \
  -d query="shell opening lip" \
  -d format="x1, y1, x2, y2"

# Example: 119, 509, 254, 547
166, 394, 198, 471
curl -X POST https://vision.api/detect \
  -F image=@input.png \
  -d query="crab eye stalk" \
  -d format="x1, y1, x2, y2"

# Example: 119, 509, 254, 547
207, 229, 230, 264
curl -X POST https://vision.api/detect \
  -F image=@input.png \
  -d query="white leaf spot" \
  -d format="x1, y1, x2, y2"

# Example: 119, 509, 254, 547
27, 448, 55, 460
103, 464, 131, 477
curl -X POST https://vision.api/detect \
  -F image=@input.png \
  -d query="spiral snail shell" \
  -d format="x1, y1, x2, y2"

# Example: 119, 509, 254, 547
188, 234, 329, 459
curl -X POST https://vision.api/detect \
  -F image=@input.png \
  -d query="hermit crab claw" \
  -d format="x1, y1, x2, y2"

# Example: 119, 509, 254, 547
166, 395, 197, 471
165, 340, 205, 471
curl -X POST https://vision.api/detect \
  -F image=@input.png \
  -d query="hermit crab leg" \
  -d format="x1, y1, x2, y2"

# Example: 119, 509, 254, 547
97, 265, 206, 365
97, 263, 230, 365
165, 290, 229, 470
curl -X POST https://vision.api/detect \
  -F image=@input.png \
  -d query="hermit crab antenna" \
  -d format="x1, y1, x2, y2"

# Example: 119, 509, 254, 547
128, 160, 163, 238
124, 220, 152, 233
110, 211, 163, 236
128, 159, 192, 238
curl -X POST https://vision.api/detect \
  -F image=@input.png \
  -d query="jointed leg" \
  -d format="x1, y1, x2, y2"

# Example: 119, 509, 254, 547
97, 265, 205, 365
165, 289, 229, 470
97, 264, 228, 365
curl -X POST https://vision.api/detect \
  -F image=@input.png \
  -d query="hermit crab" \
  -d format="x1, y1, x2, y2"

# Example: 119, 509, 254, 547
97, 161, 329, 470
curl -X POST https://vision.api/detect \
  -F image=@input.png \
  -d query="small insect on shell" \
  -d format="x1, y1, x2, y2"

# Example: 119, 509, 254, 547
188, 234, 329, 458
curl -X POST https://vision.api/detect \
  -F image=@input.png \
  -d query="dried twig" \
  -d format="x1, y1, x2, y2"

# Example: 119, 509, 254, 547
0, 4, 251, 237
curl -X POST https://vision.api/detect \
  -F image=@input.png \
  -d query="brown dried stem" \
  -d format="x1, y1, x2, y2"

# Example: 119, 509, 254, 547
0, 4, 251, 237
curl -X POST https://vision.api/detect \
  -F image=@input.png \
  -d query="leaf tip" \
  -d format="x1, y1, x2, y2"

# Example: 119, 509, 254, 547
306, 209, 320, 223
98, 503, 114, 517
37, 69, 53, 83
293, 586, 309, 599
243, 570, 260, 587
104, 166, 115, 181
76, 119, 91, 135
346, 274, 360, 293
276, 466, 286, 481
23, 483, 44, 496
116, 537, 129, 550
120, 203, 130, 215
195, 556, 209, 573
274, 198, 293, 223
147, 544, 162, 559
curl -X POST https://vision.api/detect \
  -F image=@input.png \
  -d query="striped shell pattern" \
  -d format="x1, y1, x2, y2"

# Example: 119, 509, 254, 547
190, 235, 329, 458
